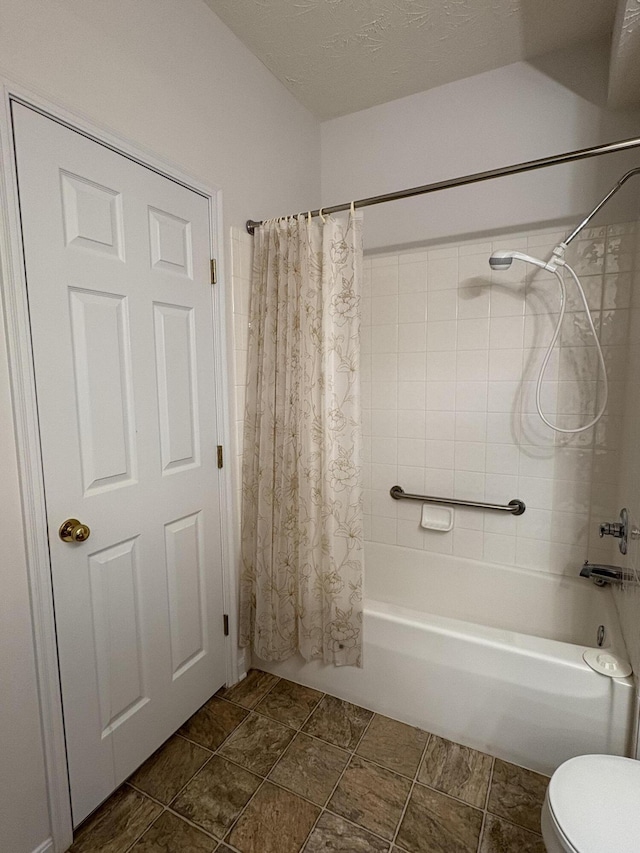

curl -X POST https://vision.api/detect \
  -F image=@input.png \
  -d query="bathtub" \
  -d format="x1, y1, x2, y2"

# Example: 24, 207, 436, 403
255, 542, 634, 776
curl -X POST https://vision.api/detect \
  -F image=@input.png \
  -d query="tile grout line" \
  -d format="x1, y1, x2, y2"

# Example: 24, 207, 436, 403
476, 810, 488, 853
120, 749, 221, 853
217, 684, 330, 851
296, 706, 379, 853
262, 691, 327, 782
475, 756, 496, 853
390, 731, 432, 850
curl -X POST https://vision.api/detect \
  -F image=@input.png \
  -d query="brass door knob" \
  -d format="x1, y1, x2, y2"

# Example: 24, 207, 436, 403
59, 518, 91, 543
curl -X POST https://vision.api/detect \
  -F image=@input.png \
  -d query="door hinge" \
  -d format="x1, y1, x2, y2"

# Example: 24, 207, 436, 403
210, 258, 217, 285
217, 445, 224, 468
223, 614, 229, 636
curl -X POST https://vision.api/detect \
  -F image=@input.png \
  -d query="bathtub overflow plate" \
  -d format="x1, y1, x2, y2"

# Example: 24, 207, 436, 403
583, 648, 632, 678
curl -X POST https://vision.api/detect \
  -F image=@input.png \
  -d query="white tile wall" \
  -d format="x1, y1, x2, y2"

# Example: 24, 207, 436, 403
362, 223, 636, 576
612, 221, 640, 721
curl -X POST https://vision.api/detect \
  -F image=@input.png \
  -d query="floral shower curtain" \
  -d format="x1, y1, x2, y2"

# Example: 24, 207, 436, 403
239, 211, 363, 667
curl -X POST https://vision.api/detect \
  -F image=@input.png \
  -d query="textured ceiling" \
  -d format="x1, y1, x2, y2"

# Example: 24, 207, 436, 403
205, 0, 617, 118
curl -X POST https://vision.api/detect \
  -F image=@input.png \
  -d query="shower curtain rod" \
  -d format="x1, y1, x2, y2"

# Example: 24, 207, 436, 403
245, 134, 640, 234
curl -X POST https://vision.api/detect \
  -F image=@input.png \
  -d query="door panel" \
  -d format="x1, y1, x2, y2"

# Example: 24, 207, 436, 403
165, 511, 207, 679
12, 103, 226, 825
88, 537, 147, 734
153, 302, 200, 472
69, 287, 137, 493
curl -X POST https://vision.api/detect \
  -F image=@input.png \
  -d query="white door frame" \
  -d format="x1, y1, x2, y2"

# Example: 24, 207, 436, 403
0, 80, 240, 853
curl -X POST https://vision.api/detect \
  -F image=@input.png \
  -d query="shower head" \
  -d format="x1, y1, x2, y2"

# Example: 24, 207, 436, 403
489, 250, 558, 273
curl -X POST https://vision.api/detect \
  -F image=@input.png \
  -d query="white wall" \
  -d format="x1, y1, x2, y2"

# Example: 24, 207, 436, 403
321, 41, 640, 251
0, 2, 319, 850
0, 297, 51, 853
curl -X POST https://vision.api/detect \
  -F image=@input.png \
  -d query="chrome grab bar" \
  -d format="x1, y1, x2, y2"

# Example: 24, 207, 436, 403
389, 485, 526, 516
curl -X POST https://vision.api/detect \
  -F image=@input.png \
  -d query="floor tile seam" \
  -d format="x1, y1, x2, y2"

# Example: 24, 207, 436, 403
481, 810, 545, 839
176, 729, 224, 752
214, 693, 265, 714
413, 731, 432, 784
219, 773, 271, 849
246, 687, 327, 739
476, 809, 488, 853
350, 747, 431, 784
301, 725, 368, 754
263, 727, 351, 800
219, 774, 331, 852
199, 749, 268, 784
168, 750, 219, 803
117, 801, 168, 853
182, 702, 260, 753
352, 708, 376, 752
389, 726, 432, 847
410, 778, 486, 816
310, 806, 400, 851
298, 713, 379, 851
217, 732, 297, 777
127, 736, 216, 801
295, 719, 367, 753
390, 775, 417, 849
221, 737, 344, 784
298, 764, 365, 850
162, 804, 223, 843
263, 771, 341, 811
409, 731, 432, 785
323, 804, 403, 848
355, 722, 433, 781
475, 758, 496, 853
391, 774, 489, 853
126, 780, 173, 809
254, 683, 326, 725
314, 713, 413, 848
330, 708, 377, 768
483, 757, 496, 811
289, 686, 326, 729
296, 804, 326, 852
175, 730, 215, 752
247, 670, 282, 707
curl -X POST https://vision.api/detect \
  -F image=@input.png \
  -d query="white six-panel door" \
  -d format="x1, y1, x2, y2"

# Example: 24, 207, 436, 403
12, 103, 227, 824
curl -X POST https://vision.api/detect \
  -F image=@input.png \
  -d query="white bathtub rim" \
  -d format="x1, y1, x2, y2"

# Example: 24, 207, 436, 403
365, 598, 634, 684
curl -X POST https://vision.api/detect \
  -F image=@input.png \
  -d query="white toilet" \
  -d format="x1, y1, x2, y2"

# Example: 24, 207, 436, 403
542, 754, 640, 852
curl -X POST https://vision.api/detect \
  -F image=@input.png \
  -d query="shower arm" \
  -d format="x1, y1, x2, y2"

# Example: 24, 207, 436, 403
561, 167, 640, 249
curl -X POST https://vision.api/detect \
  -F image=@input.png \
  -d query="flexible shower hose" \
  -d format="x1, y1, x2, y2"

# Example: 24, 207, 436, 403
535, 262, 608, 434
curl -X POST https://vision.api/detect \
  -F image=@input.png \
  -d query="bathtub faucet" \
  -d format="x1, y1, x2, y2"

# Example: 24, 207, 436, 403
579, 561, 636, 587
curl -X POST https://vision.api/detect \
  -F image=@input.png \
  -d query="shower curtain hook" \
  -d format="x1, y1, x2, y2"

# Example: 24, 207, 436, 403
350, 200, 355, 215
307, 211, 312, 226
319, 207, 326, 223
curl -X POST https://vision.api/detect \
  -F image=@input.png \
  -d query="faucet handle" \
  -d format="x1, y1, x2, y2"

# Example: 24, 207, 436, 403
599, 508, 629, 555
599, 521, 624, 539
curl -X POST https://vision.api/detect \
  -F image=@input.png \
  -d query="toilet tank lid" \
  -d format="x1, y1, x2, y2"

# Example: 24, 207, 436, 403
548, 755, 640, 853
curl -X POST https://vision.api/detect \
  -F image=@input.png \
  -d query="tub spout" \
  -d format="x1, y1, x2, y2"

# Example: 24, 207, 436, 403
579, 561, 635, 586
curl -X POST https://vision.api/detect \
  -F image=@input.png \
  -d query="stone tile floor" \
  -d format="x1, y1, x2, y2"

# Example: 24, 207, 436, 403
69, 669, 549, 853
